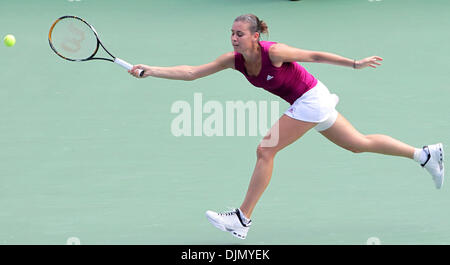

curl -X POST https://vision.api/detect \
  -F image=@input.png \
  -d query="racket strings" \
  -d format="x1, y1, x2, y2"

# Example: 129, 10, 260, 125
50, 18, 98, 61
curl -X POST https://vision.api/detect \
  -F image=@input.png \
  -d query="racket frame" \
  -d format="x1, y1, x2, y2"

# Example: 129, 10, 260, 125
49, 15, 143, 76
48, 15, 115, 62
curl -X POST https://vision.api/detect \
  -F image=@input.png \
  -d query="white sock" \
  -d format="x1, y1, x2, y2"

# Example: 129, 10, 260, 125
413, 147, 429, 165
237, 208, 251, 225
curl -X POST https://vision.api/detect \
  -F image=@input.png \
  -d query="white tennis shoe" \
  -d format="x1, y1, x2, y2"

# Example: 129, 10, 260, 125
421, 143, 444, 189
205, 209, 251, 239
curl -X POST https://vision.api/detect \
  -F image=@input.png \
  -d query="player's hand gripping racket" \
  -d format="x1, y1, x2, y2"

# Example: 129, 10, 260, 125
48, 15, 144, 77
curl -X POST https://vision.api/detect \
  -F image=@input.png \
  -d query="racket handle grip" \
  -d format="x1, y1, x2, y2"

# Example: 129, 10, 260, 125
114, 57, 144, 77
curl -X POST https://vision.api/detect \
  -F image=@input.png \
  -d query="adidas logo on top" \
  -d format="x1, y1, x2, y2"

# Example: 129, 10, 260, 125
266, 75, 273, 81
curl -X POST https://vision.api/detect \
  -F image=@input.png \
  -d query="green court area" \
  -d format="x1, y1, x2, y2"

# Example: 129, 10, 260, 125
0, 0, 449, 244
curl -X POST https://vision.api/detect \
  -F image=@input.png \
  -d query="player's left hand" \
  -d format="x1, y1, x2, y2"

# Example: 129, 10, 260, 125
355, 56, 383, 69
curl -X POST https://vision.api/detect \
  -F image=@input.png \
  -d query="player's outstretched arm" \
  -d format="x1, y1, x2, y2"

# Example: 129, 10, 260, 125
129, 52, 235, 80
269, 43, 383, 69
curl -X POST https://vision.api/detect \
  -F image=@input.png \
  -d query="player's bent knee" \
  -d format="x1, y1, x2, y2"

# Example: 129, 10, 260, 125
345, 138, 371, 154
348, 147, 365, 154
256, 145, 277, 160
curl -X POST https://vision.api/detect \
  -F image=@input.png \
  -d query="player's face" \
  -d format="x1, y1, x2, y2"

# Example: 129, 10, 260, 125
231, 21, 259, 52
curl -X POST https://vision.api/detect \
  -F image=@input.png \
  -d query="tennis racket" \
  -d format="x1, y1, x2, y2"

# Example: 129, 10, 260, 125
48, 15, 144, 77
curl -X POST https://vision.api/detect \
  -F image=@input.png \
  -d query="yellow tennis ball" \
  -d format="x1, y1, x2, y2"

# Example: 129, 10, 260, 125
4, 34, 16, 47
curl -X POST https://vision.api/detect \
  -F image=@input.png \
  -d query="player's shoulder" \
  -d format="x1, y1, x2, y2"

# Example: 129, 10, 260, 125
268, 42, 289, 55
221, 51, 236, 59
268, 42, 290, 63
215, 51, 236, 69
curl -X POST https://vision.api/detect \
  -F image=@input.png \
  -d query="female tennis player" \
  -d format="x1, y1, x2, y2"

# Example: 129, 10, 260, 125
129, 14, 444, 240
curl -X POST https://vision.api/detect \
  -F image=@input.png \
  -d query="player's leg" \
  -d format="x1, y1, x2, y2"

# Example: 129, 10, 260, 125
319, 112, 444, 188
239, 115, 317, 218
206, 114, 317, 239
319, 113, 415, 158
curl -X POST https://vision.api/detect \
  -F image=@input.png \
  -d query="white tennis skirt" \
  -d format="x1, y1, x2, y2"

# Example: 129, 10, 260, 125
284, 80, 339, 132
